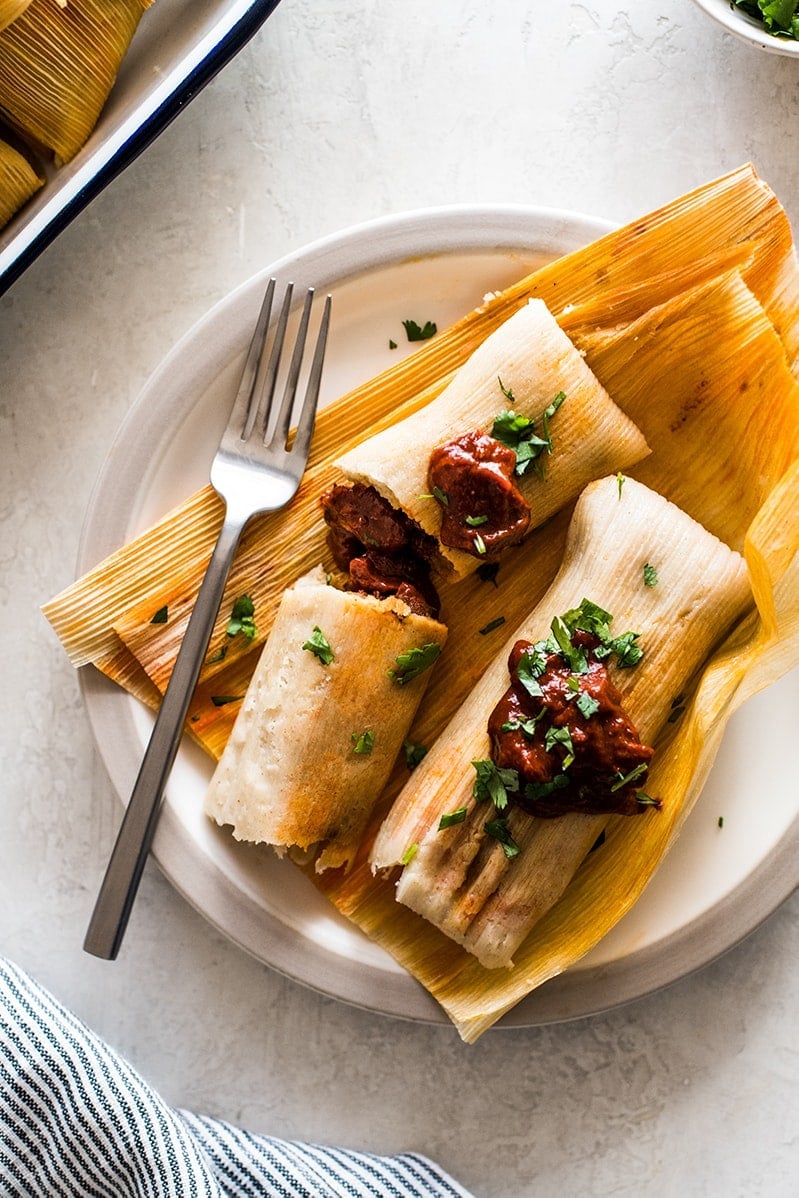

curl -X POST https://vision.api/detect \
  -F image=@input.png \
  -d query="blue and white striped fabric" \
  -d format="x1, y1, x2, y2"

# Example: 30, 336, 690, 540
0, 959, 473, 1198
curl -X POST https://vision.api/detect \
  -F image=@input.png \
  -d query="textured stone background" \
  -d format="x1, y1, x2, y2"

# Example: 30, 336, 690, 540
1, 3, 798, 1195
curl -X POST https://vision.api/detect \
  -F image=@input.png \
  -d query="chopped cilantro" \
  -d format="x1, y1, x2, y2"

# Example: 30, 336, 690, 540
388, 642, 441, 685
150, 605, 168, 625
302, 625, 334, 665
643, 562, 659, 588
491, 391, 566, 477
718, 816, 724, 828
403, 741, 428, 770
210, 695, 243, 707
610, 762, 649, 792
473, 531, 487, 555
402, 318, 437, 342
389, 338, 397, 349
501, 712, 545, 738
206, 644, 228, 664
478, 615, 506, 636
484, 817, 521, 858
616, 472, 626, 499
465, 513, 489, 527
472, 759, 519, 810
515, 644, 547, 697
609, 630, 643, 668
498, 377, 516, 403
576, 691, 600, 719
439, 807, 468, 830
544, 725, 575, 769
401, 842, 419, 865
227, 594, 256, 640
476, 562, 500, 585
351, 730, 375, 755
524, 775, 570, 801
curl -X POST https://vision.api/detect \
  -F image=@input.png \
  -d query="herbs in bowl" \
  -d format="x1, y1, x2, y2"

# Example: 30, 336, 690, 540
733, 0, 799, 40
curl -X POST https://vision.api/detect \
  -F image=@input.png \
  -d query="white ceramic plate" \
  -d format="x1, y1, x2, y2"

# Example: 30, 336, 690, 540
78, 206, 799, 1027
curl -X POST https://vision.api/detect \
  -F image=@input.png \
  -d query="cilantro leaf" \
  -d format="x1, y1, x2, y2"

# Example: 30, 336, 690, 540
544, 725, 575, 769
472, 760, 519, 810
576, 691, 600, 719
388, 642, 441, 685
302, 626, 334, 665
150, 605, 168, 625
523, 774, 570, 802
351, 730, 375, 755
439, 807, 468, 830
227, 594, 256, 640
403, 741, 428, 770
484, 817, 521, 859
402, 318, 437, 342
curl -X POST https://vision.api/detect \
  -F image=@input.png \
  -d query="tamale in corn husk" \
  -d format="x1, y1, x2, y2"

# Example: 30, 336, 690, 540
0, 135, 43, 226
336, 299, 649, 580
0, 0, 152, 164
41, 166, 799, 1038
0, 2, 33, 35
204, 569, 447, 873
374, 476, 752, 968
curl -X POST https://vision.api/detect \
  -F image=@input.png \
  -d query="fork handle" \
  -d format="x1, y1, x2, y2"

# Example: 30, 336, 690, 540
83, 511, 246, 960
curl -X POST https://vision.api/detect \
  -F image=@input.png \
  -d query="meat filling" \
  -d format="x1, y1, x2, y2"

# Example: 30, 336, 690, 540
488, 632, 655, 817
321, 483, 441, 619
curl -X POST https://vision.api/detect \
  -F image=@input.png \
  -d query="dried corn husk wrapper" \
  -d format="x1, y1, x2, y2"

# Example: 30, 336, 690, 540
42, 164, 799, 1039
0, 2, 33, 35
0, 0, 153, 165
0, 135, 43, 225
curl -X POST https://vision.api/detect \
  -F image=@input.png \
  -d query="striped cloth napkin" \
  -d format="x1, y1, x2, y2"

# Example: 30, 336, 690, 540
0, 959, 474, 1198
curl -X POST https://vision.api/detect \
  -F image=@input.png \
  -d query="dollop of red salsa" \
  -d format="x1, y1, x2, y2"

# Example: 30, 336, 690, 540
427, 431, 531, 558
487, 604, 657, 818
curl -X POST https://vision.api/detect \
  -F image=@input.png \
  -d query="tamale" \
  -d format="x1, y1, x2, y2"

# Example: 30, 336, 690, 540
374, 476, 752, 969
336, 299, 649, 580
0, 0, 151, 164
205, 570, 447, 873
0, 135, 42, 227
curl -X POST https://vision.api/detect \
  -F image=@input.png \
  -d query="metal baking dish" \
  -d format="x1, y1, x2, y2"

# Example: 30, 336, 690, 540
0, 0, 281, 297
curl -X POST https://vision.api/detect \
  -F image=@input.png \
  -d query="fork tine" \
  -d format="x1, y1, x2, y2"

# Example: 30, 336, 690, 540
236, 277, 276, 442
242, 280, 294, 442
269, 287, 314, 448
290, 292, 332, 462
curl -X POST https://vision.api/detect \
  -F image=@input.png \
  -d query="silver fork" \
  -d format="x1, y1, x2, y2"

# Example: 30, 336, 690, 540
84, 278, 331, 961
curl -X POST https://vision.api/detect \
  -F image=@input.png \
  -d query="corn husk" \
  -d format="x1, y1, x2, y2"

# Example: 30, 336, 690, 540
0, 2, 32, 36
42, 165, 799, 1038
0, 0, 151, 164
0, 135, 43, 226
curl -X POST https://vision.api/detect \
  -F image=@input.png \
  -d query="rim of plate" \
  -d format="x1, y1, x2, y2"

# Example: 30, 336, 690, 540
77, 203, 799, 1029
690, 0, 799, 54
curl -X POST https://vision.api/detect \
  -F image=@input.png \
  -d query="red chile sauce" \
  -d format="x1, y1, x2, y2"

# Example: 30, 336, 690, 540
427, 431, 531, 557
321, 482, 441, 619
488, 631, 656, 817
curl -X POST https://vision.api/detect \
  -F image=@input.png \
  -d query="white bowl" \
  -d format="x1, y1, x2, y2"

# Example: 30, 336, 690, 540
691, 0, 799, 55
